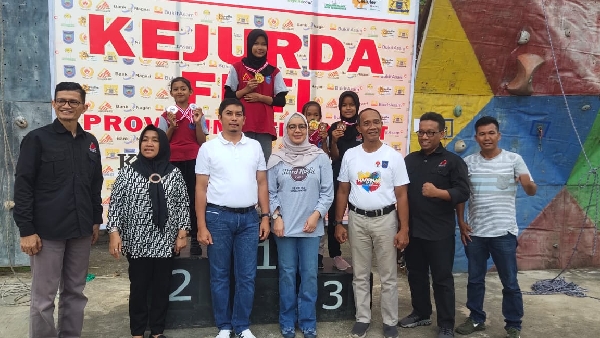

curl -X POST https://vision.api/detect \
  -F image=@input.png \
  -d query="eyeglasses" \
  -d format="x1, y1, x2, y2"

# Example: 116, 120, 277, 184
416, 130, 442, 137
287, 124, 307, 130
55, 99, 82, 108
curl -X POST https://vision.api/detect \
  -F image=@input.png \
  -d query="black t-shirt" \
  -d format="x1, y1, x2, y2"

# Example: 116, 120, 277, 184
328, 121, 362, 178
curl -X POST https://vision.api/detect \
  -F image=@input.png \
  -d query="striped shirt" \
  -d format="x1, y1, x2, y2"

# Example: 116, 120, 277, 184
464, 150, 532, 237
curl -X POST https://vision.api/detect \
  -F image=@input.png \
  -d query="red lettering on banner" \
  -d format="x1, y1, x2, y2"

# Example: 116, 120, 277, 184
265, 31, 302, 69
87, 16, 384, 74
309, 35, 345, 71
105, 116, 121, 131
141, 19, 179, 60
183, 25, 209, 62
83, 115, 160, 132
89, 15, 134, 56
380, 126, 388, 139
183, 71, 215, 100
348, 39, 383, 74
296, 79, 311, 114
217, 27, 243, 65
212, 119, 222, 133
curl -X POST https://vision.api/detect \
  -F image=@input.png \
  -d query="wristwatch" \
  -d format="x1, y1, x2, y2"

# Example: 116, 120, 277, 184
272, 212, 282, 220
260, 213, 270, 219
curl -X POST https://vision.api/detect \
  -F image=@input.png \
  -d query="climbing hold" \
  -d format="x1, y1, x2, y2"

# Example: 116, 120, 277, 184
506, 54, 545, 96
581, 104, 591, 111
454, 140, 467, 153
517, 30, 530, 45
453, 105, 462, 117
14, 116, 28, 129
565, 29, 571, 37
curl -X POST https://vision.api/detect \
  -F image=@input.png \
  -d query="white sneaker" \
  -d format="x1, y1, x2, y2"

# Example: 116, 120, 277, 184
215, 329, 232, 338
236, 329, 257, 338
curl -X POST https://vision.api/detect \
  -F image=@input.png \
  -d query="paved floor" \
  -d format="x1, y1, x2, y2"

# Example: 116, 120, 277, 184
1, 238, 599, 337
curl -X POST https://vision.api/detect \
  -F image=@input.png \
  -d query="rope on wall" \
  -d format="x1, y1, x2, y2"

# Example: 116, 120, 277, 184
523, 0, 599, 301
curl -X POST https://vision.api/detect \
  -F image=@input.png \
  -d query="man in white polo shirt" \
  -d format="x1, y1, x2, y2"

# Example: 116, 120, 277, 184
335, 108, 410, 338
195, 98, 271, 338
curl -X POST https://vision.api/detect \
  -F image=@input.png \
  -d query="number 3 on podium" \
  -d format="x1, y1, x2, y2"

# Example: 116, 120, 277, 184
322, 280, 342, 310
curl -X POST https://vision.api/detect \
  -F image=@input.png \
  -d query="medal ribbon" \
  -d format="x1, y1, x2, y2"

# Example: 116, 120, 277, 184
176, 105, 194, 124
243, 61, 269, 75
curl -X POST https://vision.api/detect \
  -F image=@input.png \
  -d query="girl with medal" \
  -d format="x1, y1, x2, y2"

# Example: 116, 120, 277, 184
325, 91, 362, 271
224, 29, 289, 162
157, 77, 207, 256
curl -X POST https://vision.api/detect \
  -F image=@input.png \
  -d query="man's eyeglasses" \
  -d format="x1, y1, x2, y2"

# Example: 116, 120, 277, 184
288, 124, 307, 130
416, 130, 442, 137
55, 99, 82, 108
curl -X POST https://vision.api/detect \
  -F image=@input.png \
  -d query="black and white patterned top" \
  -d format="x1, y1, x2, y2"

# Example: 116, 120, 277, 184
106, 165, 191, 258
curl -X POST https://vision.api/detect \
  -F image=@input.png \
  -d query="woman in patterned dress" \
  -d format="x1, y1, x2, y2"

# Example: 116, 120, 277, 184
107, 125, 191, 338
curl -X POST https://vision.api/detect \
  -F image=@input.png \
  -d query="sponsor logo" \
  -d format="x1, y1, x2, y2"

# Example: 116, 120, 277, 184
394, 86, 406, 95
78, 32, 88, 44
396, 58, 408, 67
122, 57, 135, 65
79, 67, 94, 79
123, 148, 137, 154
155, 88, 169, 99
391, 142, 402, 151
377, 86, 393, 95
398, 29, 410, 38
324, 1, 346, 10
104, 84, 118, 96
101, 197, 110, 205
86, 101, 95, 111
388, 0, 410, 14
237, 14, 250, 25
328, 71, 339, 79
78, 16, 87, 26
353, 0, 380, 10
285, 69, 298, 76
138, 57, 152, 66
155, 60, 168, 67
201, 10, 212, 23
98, 101, 113, 112
82, 84, 100, 94
102, 165, 115, 177
62, 31, 74, 44
326, 98, 337, 108
97, 68, 112, 80
79, 0, 92, 10
381, 29, 395, 37
254, 15, 264, 27
139, 87, 152, 98
154, 6, 163, 14
392, 114, 404, 123
268, 17, 279, 29
63, 65, 76, 78
282, 19, 294, 30
95, 1, 110, 12
124, 20, 134, 32
104, 52, 118, 62
123, 85, 135, 98
105, 179, 116, 190
216, 13, 233, 23
285, 96, 296, 106
62, 0, 73, 9
99, 134, 114, 144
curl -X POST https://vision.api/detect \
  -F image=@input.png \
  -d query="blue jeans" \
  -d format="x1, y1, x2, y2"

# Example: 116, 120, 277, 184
206, 206, 259, 333
274, 236, 320, 334
464, 234, 523, 330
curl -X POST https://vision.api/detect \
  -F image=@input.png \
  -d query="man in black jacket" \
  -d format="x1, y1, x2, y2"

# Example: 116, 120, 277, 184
13, 82, 103, 338
399, 112, 470, 338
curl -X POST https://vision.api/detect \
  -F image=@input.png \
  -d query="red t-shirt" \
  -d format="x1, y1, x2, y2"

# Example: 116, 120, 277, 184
231, 62, 279, 140
161, 111, 200, 162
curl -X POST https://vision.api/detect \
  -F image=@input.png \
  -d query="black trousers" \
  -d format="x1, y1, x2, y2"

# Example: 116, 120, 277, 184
172, 160, 197, 237
326, 179, 342, 257
128, 256, 174, 336
405, 235, 455, 329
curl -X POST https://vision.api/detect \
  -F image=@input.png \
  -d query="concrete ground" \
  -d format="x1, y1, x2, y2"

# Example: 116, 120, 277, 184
1, 235, 599, 338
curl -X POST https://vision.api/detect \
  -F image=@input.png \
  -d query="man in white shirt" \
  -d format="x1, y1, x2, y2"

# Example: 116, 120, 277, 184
335, 108, 410, 338
195, 98, 271, 338
455, 116, 536, 338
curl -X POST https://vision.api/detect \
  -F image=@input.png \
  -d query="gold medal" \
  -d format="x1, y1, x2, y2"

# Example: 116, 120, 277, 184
337, 123, 346, 131
319, 122, 328, 131
309, 120, 320, 130
255, 73, 264, 83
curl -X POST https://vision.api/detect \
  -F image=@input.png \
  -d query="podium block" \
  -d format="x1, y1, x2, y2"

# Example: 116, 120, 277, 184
165, 238, 368, 329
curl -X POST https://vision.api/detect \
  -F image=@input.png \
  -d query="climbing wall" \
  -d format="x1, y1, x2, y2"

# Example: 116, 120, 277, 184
413, 0, 600, 271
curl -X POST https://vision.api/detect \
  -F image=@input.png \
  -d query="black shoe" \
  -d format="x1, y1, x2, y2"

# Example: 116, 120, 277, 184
318, 254, 324, 269
398, 312, 432, 328
190, 237, 202, 256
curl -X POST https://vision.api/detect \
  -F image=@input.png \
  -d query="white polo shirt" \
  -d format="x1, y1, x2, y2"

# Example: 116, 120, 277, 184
195, 132, 266, 207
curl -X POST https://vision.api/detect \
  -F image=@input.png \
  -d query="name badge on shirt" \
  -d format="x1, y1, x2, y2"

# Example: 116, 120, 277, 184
382, 161, 388, 168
